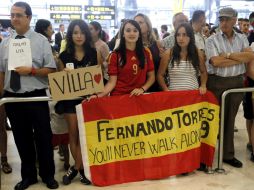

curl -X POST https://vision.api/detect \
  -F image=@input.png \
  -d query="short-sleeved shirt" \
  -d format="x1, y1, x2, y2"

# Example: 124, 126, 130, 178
205, 29, 249, 77
59, 48, 97, 68
161, 32, 175, 49
194, 32, 206, 51
0, 29, 56, 93
57, 48, 98, 114
108, 48, 154, 96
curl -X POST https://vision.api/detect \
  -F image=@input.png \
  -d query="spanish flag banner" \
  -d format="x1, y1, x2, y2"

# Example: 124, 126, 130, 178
76, 90, 219, 186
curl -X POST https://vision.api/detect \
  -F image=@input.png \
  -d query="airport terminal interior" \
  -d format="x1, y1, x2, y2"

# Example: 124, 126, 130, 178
1, 0, 254, 189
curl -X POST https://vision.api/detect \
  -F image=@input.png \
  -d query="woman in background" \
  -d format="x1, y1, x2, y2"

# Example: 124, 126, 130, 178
89, 21, 110, 82
35, 19, 58, 59
134, 13, 162, 92
35, 19, 54, 42
153, 27, 160, 40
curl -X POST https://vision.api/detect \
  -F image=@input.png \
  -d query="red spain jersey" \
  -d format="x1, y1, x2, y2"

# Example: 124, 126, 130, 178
108, 48, 154, 96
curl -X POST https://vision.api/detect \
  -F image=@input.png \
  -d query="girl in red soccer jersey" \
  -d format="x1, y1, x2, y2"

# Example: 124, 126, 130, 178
92, 19, 155, 98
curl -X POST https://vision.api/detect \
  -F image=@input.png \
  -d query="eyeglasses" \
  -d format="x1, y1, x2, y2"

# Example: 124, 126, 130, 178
10, 13, 28, 19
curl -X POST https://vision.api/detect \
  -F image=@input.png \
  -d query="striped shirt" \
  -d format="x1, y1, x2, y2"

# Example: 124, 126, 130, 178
168, 60, 199, 90
205, 29, 249, 77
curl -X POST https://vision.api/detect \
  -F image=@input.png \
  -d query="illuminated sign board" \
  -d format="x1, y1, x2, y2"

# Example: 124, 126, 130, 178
50, 5, 82, 12
84, 6, 115, 21
84, 6, 115, 13
50, 13, 82, 20
84, 14, 115, 20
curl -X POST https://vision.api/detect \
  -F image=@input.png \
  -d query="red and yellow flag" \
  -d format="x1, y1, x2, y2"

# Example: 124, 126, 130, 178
77, 90, 219, 186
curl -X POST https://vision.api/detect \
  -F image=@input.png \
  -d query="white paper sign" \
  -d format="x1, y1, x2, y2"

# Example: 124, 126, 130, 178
8, 38, 32, 70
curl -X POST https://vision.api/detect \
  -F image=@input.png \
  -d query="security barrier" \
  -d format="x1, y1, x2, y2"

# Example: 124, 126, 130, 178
1, 87, 254, 187
215, 87, 254, 173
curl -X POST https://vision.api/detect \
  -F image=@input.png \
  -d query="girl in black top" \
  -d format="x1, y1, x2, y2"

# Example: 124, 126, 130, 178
57, 19, 101, 186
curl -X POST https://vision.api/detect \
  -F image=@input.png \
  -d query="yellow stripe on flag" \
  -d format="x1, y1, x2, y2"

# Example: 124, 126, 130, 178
83, 102, 219, 166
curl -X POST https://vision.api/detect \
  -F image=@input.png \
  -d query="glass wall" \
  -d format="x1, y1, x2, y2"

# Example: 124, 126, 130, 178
1, 0, 254, 38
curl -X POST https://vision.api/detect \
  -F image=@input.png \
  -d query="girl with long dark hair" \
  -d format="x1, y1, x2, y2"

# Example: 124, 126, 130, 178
91, 19, 155, 98
157, 23, 207, 94
57, 19, 102, 185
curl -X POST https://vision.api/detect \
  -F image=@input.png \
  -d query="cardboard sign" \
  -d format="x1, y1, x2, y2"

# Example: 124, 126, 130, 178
48, 65, 104, 101
8, 38, 32, 70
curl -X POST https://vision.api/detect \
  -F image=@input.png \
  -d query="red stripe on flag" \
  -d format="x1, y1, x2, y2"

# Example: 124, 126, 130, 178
200, 143, 215, 166
83, 90, 218, 122
89, 144, 214, 186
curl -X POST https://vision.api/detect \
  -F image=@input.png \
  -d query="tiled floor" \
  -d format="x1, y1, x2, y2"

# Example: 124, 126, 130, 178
1, 106, 254, 190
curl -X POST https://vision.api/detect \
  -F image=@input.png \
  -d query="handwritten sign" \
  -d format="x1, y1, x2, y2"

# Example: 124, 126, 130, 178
77, 91, 219, 186
8, 38, 32, 70
48, 65, 104, 101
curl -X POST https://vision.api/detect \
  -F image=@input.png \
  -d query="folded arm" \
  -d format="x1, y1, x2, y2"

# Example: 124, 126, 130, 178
210, 47, 254, 67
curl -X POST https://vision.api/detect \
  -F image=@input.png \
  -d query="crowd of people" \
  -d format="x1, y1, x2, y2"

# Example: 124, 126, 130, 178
1, 1, 254, 190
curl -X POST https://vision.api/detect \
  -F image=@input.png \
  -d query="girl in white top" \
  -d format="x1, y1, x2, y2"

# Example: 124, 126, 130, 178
157, 23, 207, 94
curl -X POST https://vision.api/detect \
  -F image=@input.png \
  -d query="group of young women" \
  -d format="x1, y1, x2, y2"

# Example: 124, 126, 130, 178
33, 13, 207, 185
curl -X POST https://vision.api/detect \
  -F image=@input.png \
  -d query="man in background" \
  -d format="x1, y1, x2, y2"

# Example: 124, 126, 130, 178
54, 24, 65, 52
160, 12, 188, 49
160, 24, 168, 39
241, 18, 250, 36
191, 10, 206, 51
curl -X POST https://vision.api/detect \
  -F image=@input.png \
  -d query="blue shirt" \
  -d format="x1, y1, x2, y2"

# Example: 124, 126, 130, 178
205, 29, 249, 77
0, 28, 56, 93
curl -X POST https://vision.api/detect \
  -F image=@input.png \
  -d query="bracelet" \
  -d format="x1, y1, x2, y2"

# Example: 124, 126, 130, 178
31, 67, 36, 76
140, 87, 145, 92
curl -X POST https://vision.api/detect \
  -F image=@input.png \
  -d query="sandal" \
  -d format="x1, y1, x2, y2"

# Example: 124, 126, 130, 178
1, 156, 12, 174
